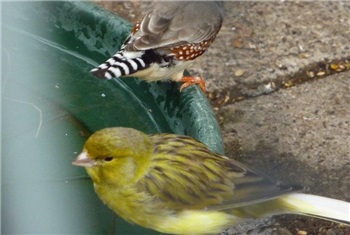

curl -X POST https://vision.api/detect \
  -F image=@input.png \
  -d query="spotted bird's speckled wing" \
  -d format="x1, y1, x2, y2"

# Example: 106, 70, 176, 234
125, 1, 224, 51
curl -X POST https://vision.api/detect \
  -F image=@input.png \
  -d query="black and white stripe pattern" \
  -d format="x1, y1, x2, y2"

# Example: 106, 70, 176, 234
90, 52, 147, 79
90, 49, 176, 79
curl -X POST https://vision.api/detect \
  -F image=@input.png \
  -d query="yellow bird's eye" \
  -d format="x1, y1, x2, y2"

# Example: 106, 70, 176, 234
103, 156, 114, 162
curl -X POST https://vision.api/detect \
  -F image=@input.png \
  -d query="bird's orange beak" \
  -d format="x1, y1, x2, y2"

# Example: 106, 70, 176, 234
72, 151, 96, 168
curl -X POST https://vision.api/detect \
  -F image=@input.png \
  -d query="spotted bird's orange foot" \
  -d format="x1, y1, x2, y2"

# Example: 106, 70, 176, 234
179, 76, 206, 92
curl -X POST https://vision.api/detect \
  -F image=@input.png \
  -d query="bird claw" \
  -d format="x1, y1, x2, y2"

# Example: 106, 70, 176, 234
179, 76, 206, 92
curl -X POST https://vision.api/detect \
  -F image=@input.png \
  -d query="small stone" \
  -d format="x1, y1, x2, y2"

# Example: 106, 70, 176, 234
284, 81, 294, 87
330, 63, 339, 70
307, 71, 315, 78
299, 52, 311, 58
297, 230, 307, 235
316, 71, 326, 76
234, 69, 245, 77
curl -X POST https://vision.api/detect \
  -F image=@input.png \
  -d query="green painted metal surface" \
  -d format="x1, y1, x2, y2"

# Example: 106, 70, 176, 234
2, 1, 224, 234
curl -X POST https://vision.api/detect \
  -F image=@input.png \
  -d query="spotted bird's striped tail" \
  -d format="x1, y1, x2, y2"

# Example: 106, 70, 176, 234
90, 51, 147, 79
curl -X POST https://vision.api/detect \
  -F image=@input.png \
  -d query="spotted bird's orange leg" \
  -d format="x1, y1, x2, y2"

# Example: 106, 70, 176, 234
179, 76, 206, 92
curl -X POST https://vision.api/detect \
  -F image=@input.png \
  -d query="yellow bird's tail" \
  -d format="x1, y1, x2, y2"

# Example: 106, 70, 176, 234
279, 193, 350, 224
233, 193, 350, 225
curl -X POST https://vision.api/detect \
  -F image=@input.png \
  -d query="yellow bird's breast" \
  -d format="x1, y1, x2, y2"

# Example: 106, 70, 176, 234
153, 210, 239, 235
94, 183, 239, 234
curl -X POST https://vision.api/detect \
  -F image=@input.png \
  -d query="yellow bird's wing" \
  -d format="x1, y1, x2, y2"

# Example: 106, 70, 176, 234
206, 159, 301, 211
137, 134, 301, 211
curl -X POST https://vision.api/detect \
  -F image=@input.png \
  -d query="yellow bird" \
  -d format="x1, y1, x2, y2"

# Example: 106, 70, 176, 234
73, 127, 350, 234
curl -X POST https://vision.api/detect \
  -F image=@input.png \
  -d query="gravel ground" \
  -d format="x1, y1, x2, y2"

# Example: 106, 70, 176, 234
94, 1, 350, 234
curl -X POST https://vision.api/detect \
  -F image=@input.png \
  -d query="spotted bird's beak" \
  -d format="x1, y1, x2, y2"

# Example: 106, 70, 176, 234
72, 151, 96, 168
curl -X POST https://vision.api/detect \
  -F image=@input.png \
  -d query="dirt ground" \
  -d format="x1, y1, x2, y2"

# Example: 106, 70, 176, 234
93, 1, 350, 235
